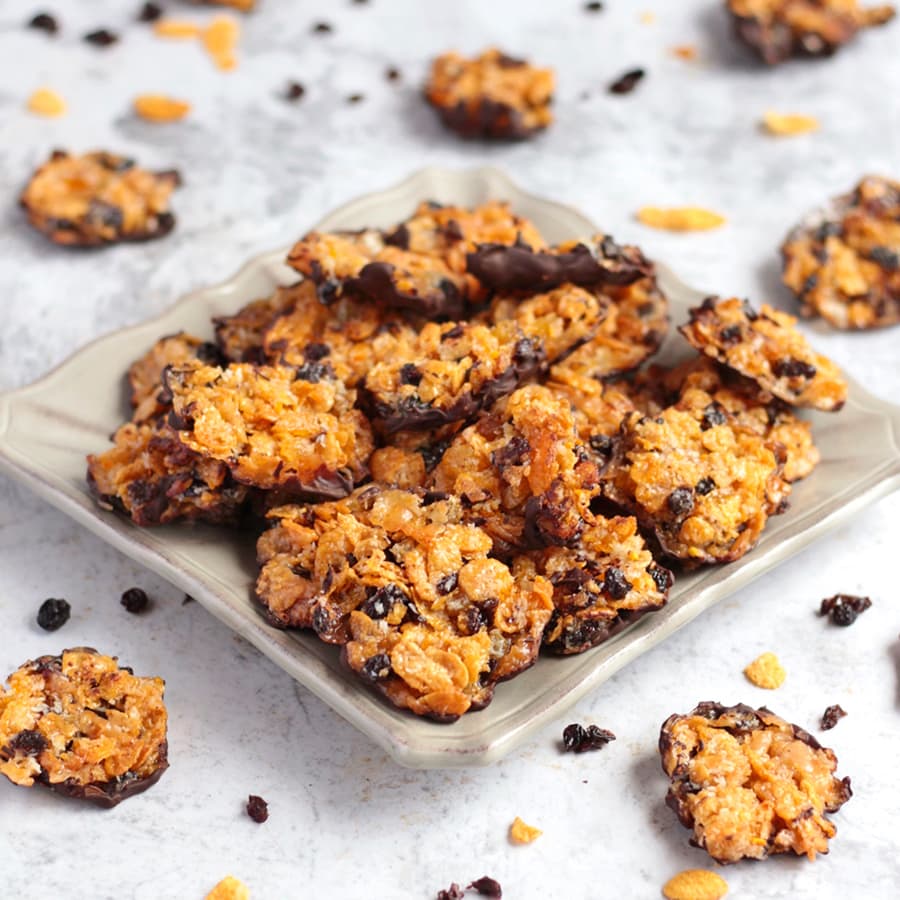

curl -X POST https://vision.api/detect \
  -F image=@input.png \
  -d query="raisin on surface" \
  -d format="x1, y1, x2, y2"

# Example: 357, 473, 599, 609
121, 587, 150, 614
468, 876, 502, 898
137, 3, 162, 22
820, 705, 847, 731
37, 597, 71, 631
819, 594, 871, 627
608, 68, 645, 95
246, 794, 269, 823
28, 12, 58, 34
562, 722, 616, 753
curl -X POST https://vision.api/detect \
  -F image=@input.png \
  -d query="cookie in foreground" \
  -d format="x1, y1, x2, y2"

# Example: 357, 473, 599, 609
424, 48, 555, 140
782, 175, 900, 330
20, 150, 180, 247
726, 0, 895, 65
659, 701, 851, 862
0, 648, 168, 807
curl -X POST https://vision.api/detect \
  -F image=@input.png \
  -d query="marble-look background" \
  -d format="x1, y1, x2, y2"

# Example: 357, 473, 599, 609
1, 1, 899, 897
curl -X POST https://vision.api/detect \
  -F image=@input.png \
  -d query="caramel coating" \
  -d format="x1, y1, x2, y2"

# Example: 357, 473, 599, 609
782, 175, 900, 329
660, 702, 852, 863
425, 48, 555, 140
430, 385, 600, 555
87, 420, 248, 526
727, 0, 895, 64
0, 649, 167, 807
256, 486, 553, 719
680, 297, 847, 411
601, 407, 790, 563
20, 150, 180, 247
165, 361, 374, 497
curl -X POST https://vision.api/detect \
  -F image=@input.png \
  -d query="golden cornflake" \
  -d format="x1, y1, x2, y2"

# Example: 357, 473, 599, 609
762, 111, 820, 136
636, 207, 725, 231
671, 44, 698, 60
134, 94, 191, 122
154, 19, 202, 38
744, 651, 786, 689
205, 876, 250, 900
203, 16, 240, 70
662, 869, 728, 900
509, 816, 543, 844
27, 88, 66, 117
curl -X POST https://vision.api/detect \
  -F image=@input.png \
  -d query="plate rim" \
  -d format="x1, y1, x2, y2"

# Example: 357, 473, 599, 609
2, 165, 900, 768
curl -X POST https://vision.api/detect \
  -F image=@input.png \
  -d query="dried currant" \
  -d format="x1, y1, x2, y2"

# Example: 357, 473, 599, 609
246, 794, 269, 823
820, 705, 847, 731
121, 587, 150, 614
36, 597, 71, 631
562, 722, 616, 753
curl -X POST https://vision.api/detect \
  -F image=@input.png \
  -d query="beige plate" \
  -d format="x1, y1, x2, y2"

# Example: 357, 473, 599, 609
1, 167, 899, 768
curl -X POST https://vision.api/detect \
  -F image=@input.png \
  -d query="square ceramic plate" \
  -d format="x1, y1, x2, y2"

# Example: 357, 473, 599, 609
2, 167, 899, 768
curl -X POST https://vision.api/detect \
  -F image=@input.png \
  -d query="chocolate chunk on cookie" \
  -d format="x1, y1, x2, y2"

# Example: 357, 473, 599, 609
21, 150, 180, 247
680, 297, 847, 411
425, 48, 555, 140
726, 0, 895, 65
0, 648, 168, 807
660, 701, 852, 862
782, 175, 900, 329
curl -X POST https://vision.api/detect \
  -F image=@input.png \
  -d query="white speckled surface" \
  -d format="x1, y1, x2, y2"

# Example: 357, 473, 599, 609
1, 1, 899, 897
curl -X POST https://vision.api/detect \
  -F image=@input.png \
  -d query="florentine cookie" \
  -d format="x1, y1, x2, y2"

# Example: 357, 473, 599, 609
659, 702, 852, 862
128, 333, 224, 423
726, 0, 895, 64
0, 648, 168, 807
87, 420, 249, 526
213, 282, 309, 363
21, 150, 181, 247
429, 384, 601, 554
164, 361, 374, 497
528, 513, 673, 654
659, 357, 819, 482
255, 486, 553, 718
360, 319, 544, 434
467, 234, 652, 294
425, 48, 555, 140
782, 175, 900, 329
680, 297, 847, 411
601, 407, 790, 563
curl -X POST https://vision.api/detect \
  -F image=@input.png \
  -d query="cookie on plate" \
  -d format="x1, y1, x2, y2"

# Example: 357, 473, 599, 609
21, 150, 181, 247
679, 297, 847, 411
164, 361, 374, 498
782, 175, 900, 329
528, 513, 673, 654
425, 48, 555, 140
87, 420, 249, 526
600, 406, 790, 564
659, 701, 852, 862
0, 648, 168, 807
726, 0, 895, 65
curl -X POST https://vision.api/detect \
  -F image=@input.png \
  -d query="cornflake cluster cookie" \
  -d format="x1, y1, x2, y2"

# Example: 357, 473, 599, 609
660, 702, 852, 862
782, 175, 900, 329
21, 150, 181, 247
726, 0, 895, 65
88, 195, 845, 719
425, 48, 555, 140
680, 297, 848, 411
0, 648, 168, 807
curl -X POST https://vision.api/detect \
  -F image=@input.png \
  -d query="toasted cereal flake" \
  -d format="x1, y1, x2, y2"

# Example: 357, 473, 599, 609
744, 651, 786, 689
203, 16, 240, 70
671, 44, 698, 60
509, 816, 543, 844
134, 94, 191, 122
205, 876, 250, 900
662, 869, 728, 900
27, 88, 66, 117
154, 19, 202, 39
762, 111, 820, 136
636, 207, 725, 231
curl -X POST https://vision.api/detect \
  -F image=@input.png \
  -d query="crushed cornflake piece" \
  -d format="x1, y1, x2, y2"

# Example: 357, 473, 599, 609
509, 816, 543, 844
205, 876, 250, 900
762, 111, 820, 136
27, 87, 66, 117
662, 868, 728, 900
134, 94, 191, 122
153, 19, 202, 38
203, 16, 240, 70
671, 44, 698, 60
744, 651, 786, 689
636, 206, 725, 231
